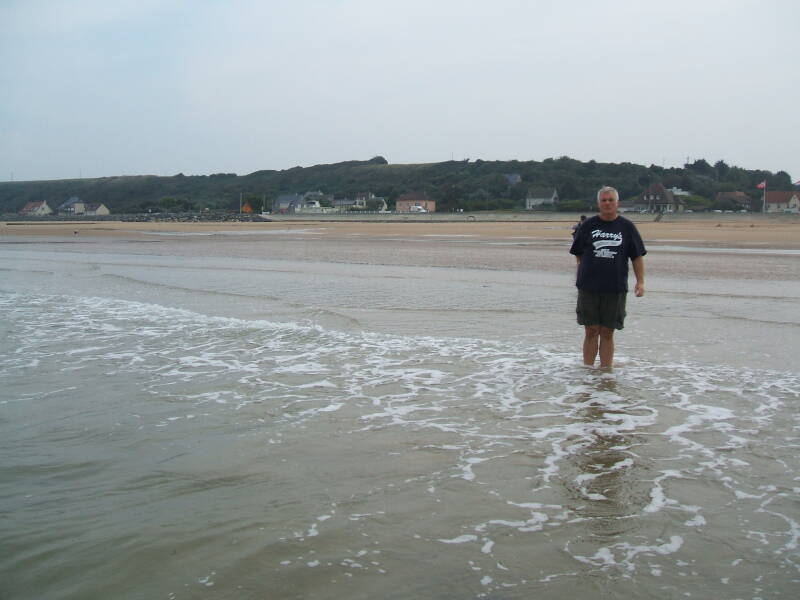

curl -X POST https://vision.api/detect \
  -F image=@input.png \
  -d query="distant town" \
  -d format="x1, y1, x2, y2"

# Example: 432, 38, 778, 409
17, 184, 800, 219
5, 156, 799, 218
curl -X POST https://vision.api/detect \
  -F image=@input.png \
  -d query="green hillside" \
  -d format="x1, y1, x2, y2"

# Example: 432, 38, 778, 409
0, 156, 793, 214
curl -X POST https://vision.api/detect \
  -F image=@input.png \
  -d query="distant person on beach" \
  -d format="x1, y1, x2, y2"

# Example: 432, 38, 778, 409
571, 214, 586, 238
569, 186, 646, 368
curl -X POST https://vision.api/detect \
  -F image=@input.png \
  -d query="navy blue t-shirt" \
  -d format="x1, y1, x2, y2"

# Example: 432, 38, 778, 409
569, 215, 646, 293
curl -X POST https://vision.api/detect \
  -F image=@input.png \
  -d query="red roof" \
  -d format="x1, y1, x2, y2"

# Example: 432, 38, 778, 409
396, 192, 430, 202
20, 201, 45, 213
642, 183, 668, 195
764, 191, 799, 204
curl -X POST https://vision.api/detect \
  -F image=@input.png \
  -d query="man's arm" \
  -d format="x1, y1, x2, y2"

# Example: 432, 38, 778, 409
632, 256, 645, 297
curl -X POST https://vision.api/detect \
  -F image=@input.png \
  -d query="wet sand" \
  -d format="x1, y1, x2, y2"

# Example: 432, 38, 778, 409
3, 216, 800, 248
3, 215, 800, 371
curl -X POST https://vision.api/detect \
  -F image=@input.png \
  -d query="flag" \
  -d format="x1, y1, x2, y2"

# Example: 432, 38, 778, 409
756, 180, 766, 189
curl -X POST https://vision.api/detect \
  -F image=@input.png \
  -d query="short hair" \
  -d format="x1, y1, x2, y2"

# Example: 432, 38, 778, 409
597, 186, 619, 202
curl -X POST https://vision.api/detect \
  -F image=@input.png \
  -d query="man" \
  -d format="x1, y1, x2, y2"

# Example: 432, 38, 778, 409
571, 214, 587, 238
569, 186, 646, 368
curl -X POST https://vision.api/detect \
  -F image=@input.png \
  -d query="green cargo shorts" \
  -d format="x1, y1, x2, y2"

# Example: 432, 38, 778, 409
576, 289, 627, 330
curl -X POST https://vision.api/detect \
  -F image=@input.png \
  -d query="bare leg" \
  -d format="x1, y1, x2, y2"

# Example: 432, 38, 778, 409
598, 326, 615, 369
582, 325, 600, 366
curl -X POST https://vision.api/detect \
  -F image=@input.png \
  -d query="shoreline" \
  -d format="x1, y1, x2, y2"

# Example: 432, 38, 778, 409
3, 214, 800, 249
5, 210, 800, 224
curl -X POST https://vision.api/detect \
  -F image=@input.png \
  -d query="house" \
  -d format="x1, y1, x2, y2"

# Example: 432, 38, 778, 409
396, 192, 435, 213
274, 194, 303, 214
303, 191, 336, 213
764, 190, 800, 213
640, 183, 683, 213
620, 197, 649, 213
297, 198, 321, 211
19, 201, 53, 216
332, 196, 364, 210
325, 192, 387, 212
354, 192, 387, 211
715, 191, 752, 211
58, 197, 85, 215
56, 197, 110, 215
84, 203, 110, 216
302, 190, 328, 204
525, 188, 559, 209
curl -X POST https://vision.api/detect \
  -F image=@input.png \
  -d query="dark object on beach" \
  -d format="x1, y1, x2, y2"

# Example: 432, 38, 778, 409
571, 215, 586, 238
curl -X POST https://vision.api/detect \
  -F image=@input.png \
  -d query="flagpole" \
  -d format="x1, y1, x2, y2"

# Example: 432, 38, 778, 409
763, 182, 767, 213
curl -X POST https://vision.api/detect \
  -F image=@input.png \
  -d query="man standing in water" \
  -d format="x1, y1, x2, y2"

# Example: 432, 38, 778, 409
569, 186, 646, 368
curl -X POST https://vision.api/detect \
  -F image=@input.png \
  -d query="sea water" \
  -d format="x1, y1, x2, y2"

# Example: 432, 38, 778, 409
1, 240, 798, 599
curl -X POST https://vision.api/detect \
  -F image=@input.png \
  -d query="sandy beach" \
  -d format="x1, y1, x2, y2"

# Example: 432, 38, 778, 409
3, 213, 799, 368
3, 214, 800, 248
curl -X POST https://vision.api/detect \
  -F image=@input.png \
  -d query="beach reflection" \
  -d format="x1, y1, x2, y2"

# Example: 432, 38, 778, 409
562, 376, 650, 537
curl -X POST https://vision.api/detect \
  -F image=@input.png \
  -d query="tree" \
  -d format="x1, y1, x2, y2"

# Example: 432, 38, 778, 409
439, 183, 465, 211
685, 159, 715, 178
773, 171, 793, 188
486, 174, 508, 198
508, 183, 528, 203
558, 199, 593, 212
712, 195, 740, 211
159, 197, 194, 212
559, 180, 580, 199
0, 155, 792, 215
466, 188, 490, 211
714, 160, 730, 180
683, 195, 711, 211
245, 193, 261, 211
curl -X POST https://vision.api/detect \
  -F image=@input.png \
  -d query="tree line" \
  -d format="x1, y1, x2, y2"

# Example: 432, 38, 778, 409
0, 155, 794, 214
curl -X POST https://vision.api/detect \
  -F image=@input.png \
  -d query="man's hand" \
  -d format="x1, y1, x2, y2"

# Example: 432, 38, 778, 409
632, 257, 645, 297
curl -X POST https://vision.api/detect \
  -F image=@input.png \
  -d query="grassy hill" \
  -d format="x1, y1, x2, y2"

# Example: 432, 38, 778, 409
0, 156, 793, 214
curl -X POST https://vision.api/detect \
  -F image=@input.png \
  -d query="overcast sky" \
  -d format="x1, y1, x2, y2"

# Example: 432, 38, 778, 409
1, 0, 797, 182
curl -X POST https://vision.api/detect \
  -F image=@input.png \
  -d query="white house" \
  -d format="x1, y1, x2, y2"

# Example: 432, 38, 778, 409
58, 197, 85, 215
764, 191, 800, 213
56, 197, 110, 215
525, 188, 559, 209
19, 201, 53, 216
84, 203, 110, 216
669, 187, 690, 197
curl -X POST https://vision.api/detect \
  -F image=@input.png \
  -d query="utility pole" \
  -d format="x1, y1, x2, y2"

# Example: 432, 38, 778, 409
239, 192, 243, 214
